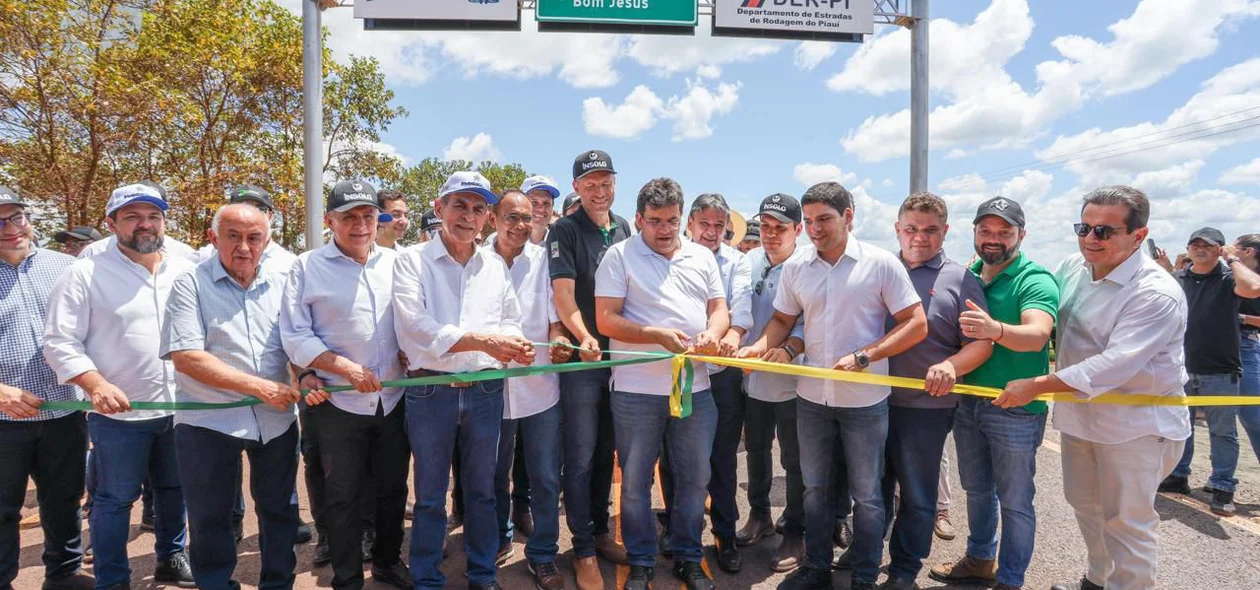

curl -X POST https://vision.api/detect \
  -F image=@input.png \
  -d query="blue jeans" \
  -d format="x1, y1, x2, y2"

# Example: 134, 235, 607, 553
953, 396, 1046, 588
175, 423, 299, 590
87, 414, 187, 589
797, 398, 888, 584
614, 390, 717, 566
495, 403, 562, 564
407, 381, 504, 588
559, 368, 615, 558
744, 397, 804, 536
881, 406, 955, 579
1241, 337, 1260, 463
1173, 372, 1242, 492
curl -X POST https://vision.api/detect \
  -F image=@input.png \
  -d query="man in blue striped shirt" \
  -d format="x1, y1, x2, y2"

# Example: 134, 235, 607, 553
0, 186, 93, 590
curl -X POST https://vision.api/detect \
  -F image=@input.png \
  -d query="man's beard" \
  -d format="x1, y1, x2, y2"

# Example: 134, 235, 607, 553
976, 241, 1018, 265
122, 232, 163, 254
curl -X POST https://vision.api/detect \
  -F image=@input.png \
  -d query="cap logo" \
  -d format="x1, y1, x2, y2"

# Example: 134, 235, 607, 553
351, 182, 363, 191
763, 202, 788, 213
772, 195, 781, 203
991, 198, 1009, 211
342, 192, 373, 202
460, 181, 482, 187
589, 152, 599, 160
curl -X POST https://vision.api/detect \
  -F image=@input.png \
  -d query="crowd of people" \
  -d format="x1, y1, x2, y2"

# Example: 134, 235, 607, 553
1, 148, 1259, 590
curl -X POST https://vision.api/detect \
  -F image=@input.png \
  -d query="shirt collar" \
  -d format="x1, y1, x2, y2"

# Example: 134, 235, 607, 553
807, 238, 862, 265
635, 233, 694, 260
426, 233, 486, 265
209, 255, 268, 288
1092, 248, 1144, 286
320, 239, 380, 265
574, 206, 618, 233
901, 250, 945, 271
0, 246, 36, 269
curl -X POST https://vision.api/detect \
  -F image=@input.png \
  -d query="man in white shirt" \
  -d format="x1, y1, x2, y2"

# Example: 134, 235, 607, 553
520, 175, 560, 245
77, 181, 200, 263
742, 182, 926, 590
280, 179, 412, 590
594, 177, 728, 590
487, 190, 570, 590
43, 183, 197, 590
994, 186, 1189, 590
392, 171, 534, 590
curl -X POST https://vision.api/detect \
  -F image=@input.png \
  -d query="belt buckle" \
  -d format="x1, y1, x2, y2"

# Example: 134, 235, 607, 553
449, 380, 474, 388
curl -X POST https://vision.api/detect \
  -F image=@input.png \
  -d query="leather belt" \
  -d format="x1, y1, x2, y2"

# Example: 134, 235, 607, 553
407, 368, 480, 388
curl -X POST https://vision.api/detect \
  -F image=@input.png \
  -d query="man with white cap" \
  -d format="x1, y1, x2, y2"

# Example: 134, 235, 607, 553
44, 182, 197, 590
280, 179, 412, 590
393, 171, 534, 590
77, 181, 199, 263
520, 175, 561, 245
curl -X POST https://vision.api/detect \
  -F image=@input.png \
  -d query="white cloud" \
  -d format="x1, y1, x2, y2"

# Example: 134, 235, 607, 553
582, 86, 664, 140
937, 173, 987, 193
1131, 160, 1205, 198
792, 163, 858, 187
1221, 158, 1260, 185
696, 64, 722, 79
662, 81, 741, 141
582, 80, 741, 141
625, 29, 781, 78
999, 170, 1054, 202
793, 41, 837, 71
442, 133, 500, 163
882, 178, 895, 188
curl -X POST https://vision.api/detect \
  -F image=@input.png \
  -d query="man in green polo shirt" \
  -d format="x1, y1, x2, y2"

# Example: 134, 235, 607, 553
929, 197, 1058, 590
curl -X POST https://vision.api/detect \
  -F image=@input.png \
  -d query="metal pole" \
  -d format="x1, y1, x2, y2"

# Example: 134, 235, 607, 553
909, 0, 929, 193
302, 0, 324, 250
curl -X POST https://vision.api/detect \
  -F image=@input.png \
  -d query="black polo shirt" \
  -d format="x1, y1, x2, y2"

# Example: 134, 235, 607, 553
1241, 295, 1260, 336
1177, 261, 1242, 375
547, 206, 631, 355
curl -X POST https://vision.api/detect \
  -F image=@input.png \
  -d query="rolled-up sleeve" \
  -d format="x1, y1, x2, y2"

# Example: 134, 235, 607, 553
729, 253, 754, 332
160, 272, 205, 359
1056, 293, 1186, 398
392, 251, 467, 361
42, 265, 97, 384
279, 259, 330, 368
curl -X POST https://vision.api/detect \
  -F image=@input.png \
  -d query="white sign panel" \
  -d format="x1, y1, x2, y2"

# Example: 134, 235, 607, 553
355, 0, 519, 21
714, 0, 874, 36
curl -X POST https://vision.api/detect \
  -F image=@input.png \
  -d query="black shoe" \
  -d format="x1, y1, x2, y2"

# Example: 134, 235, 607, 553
370, 561, 414, 589
879, 576, 917, 590
833, 518, 853, 548
448, 510, 465, 532
295, 521, 312, 544
313, 530, 331, 566
153, 551, 196, 588
41, 571, 96, 590
778, 566, 832, 590
714, 534, 742, 574
1158, 474, 1191, 494
624, 565, 654, 590
658, 522, 672, 558
831, 546, 855, 570
496, 542, 516, 566
469, 582, 501, 590
1051, 578, 1104, 590
672, 560, 714, 590
362, 528, 376, 562
512, 506, 535, 538
233, 518, 244, 545
1211, 489, 1237, 516
736, 515, 776, 547
140, 510, 155, 532
775, 513, 787, 535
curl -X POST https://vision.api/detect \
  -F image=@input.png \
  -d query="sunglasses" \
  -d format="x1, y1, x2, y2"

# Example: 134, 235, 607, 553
1073, 223, 1124, 240
754, 262, 773, 296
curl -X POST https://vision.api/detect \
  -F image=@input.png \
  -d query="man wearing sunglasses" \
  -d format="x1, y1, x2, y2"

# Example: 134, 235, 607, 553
1159, 226, 1260, 517
930, 196, 1058, 590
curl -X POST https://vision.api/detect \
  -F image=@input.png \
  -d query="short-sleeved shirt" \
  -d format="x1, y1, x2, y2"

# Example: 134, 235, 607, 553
774, 240, 921, 408
0, 248, 79, 422
489, 239, 560, 420
161, 258, 295, 443
742, 247, 806, 403
546, 206, 631, 355
965, 252, 1060, 414
1176, 262, 1245, 375
595, 235, 725, 396
887, 251, 988, 409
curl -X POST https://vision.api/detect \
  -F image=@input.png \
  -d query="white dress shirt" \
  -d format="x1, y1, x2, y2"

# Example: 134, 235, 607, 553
44, 242, 197, 421
79, 235, 200, 263
774, 240, 921, 408
1052, 250, 1192, 444
594, 235, 726, 396
197, 241, 297, 275
743, 247, 807, 403
709, 242, 754, 376
392, 237, 524, 375
280, 242, 404, 416
492, 240, 561, 419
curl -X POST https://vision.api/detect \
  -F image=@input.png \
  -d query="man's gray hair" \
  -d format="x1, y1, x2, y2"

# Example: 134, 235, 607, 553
689, 193, 730, 219
211, 203, 268, 235
1081, 185, 1149, 232
636, 177, 685, 215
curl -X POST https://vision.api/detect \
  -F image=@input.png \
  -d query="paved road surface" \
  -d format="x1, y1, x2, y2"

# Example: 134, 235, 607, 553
16, 416, 1260, 589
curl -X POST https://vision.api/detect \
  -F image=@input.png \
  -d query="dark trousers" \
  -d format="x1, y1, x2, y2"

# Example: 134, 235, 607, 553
659, 367, 745, 537
453, 414, 531, 520
0, 413, 87, 588
299, 404, 374, 537
881, 405, 955, 579
305, 403, 409, 590
560, 368, 616, 557
745, 397, 804, 536
176, 424, 299, 590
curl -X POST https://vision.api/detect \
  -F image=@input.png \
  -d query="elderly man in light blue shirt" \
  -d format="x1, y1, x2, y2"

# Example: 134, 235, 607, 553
162, 203, 304, 590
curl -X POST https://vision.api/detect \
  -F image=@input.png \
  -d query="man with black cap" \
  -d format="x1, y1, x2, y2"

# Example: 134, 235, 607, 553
547, 150, 631, 588
280, 179, 412, 590
562, 193, 581, 217
930, 196, 1058, 590
1160, 226, 1260, 516
0, 186, 95, 590
416, 210, 441, 244
53, 226, 103, 257
738, 223, 761, 254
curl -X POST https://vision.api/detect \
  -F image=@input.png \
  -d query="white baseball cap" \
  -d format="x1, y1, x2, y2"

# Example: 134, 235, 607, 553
439, 171, 499, 205
520, 175, 560, 200
106, 183, 169, 216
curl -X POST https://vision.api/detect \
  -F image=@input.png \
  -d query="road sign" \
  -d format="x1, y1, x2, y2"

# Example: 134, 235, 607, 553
712, 0, 872, 42
356, 0, 522, 31
536, 0, 698, 27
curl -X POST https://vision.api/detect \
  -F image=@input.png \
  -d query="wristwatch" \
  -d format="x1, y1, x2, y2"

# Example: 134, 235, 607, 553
853, 349, 871, 369
1226, 256, 1242, 266
781, 342, 799, 359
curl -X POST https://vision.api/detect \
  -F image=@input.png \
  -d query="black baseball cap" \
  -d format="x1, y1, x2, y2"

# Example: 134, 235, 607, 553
744, 224, 761, 240
562, 192, 581, 213
54, 226, 103, 243
757, 193, 802, 224
0, 185, 26, 208
973, 196, 1025, 228
572, 150, 616, 181
229, 184, 274, 211
327, 179, 391, 221
1188, 227, 1226, 246
419, 210, 441, 233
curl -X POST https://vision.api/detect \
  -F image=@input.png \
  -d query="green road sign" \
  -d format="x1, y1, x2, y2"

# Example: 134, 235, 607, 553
536, 0, 698, 26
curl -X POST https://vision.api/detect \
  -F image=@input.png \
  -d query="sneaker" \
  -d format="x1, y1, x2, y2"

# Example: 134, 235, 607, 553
671, 560, 714, 590
779, 566, 832, 590
933, 509, 956, 540
153, 551, 196, 588
1210, 489, 1237, 516
736, 514, 776, 547
527, 559, 564, 590
624, 565, 654, 590
928, 555, 998, 586
833, 517, 853, 549
1158, 474, 1191, 494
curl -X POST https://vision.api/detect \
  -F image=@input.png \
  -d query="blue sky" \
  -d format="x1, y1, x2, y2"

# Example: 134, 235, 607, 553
292, 0, 1260, 267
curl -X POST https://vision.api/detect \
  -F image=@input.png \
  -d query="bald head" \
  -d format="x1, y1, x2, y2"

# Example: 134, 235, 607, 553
211, 203, 271, 284
492, 190, 534, 252
212, 202, 269, 234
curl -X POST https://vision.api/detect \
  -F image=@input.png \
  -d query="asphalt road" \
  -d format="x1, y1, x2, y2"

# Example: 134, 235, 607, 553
16, 414, 1260, 589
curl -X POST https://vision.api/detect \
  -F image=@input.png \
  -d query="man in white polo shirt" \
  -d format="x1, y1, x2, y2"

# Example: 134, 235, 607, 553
595, 177, 728, 590
742, 182, 927, 590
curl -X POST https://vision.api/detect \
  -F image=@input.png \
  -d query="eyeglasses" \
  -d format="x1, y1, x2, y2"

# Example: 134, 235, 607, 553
501, 214, 535, 225
754, 261, 773, 296
643, 219, 681, 230
1073, 223, 1124, 240
0, 212, 29, 230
